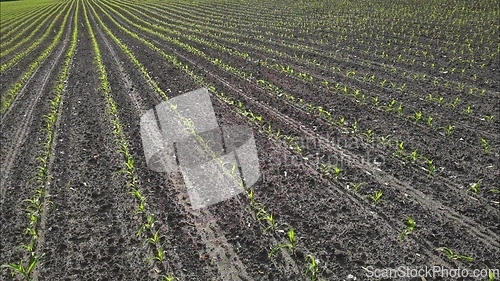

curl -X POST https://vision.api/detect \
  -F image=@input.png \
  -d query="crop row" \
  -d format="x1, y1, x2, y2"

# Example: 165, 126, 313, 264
83, 1, 176, 279
1, 2, 78, 279
1, 1, 73, 114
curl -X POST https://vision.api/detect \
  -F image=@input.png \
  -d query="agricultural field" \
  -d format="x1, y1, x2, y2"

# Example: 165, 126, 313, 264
0, 0, 499, 280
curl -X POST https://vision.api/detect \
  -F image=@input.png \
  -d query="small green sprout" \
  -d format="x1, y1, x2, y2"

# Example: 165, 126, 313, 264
257, 208, 276, 233
408, 149, 419, 163
437, 247, 473, 262
426, 159, 435, 176
399, 217, 416, 240
369, 190, 383, 204
349, 182, 365, 192
481, 138, 490, 153
442, 125, 454, 136
484, 115, 494, 123
468, 179, 482, 194
268, 228, 297, 258
305, 254, 319, 280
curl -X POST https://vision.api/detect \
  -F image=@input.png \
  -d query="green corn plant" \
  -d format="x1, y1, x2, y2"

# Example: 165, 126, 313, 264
1, 254, 43, 280
383, 99, 397, 112
268, 228, 297, 258
338, 116, 346, 126
331, 165, 342, 179
363, 129, 373, 142
145, 230, 163, 246
349, 182, 365, 192
160, 275, 177, 281
320, 163, 330, 175
129, 189, 145, 202
369, 190, 383, 204
351, 119, 358, 133
371, 96, 379, 107
485, 265, 496, 281
484, 115, 494, 123
481, 138, 490, 153
408, 149, 419, 163
379, 135, 391, 147
468, 179, 482, 194
257, 208, 276, 233
410, 111, 423, 123
136, 199, 147, 214
153, 247, 166, 262
247, 189, 257, 209
426, 159, 436, 176
426, 116, 433, 126
437, 247, 473, 262
304, 254, 319, 281
450, 97, 460, 108
393, 141, 404, 157
137, 214, 155, 237
442, 125, 454, 136
465, 105, 473, 115
294, 144, 303, 154
275, 128, 282, 139
399, 217, 416, 240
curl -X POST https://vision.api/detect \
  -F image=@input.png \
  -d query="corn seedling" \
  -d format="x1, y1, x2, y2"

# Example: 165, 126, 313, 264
407, 149, 419, 163
486, 265, 496, 281
468, 179, 482, 194
399, 217, 416, 240
137, 214, 155, 237
257, 208, 276, 233
247, 189, 257, 209
268, 228, 297, 258
1, 254, 43, 280
338, 116, 346, 126
393, 141, 404, 157
349, 182, 365, 192
442, 125, 454, 136
369, 190, 383, 204
426, 116, 433, 126
450, 97, 460, 108
481, 138, 490, 153
363, 129, 373, 142
465, 105, 473, 115
410, 111, 423, 123
437, 247, 473, 262
379, 135, 391, 147
484, 115, 494, 123
425, 159, 436, 176
153, 248, 166, 262
304, 254, 319, 281
145, 230, 163, 246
